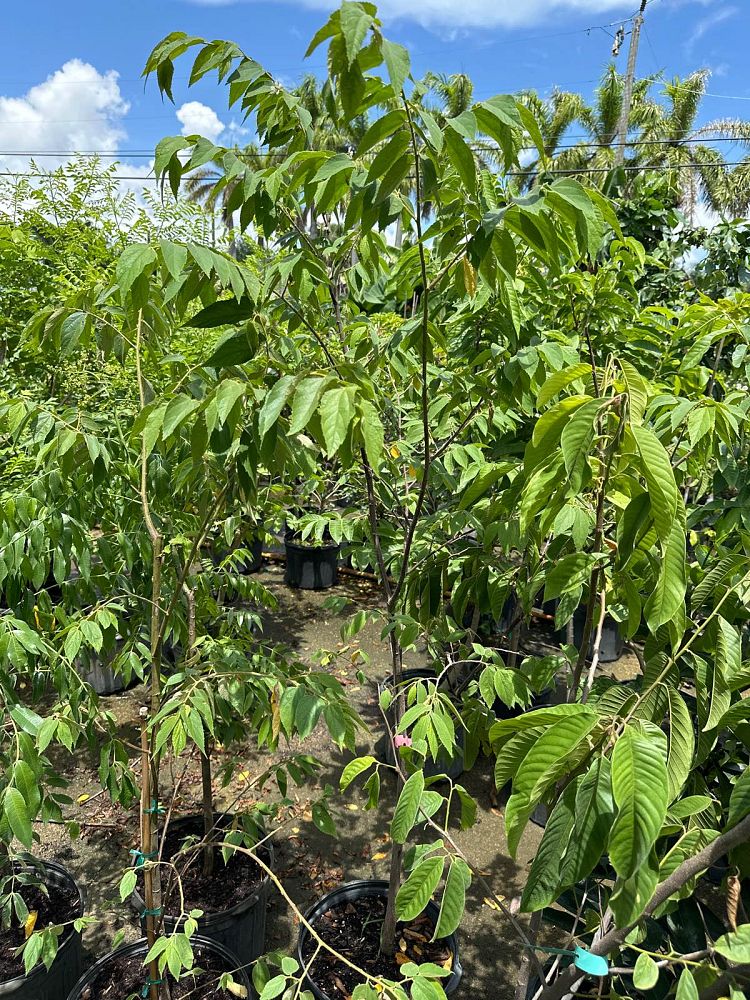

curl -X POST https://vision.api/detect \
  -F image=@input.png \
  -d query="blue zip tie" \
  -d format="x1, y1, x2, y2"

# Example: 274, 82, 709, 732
143, 799, 165, 815
141, 978, 163, 997
141, 906, 163, 917
129, 849, 157, 867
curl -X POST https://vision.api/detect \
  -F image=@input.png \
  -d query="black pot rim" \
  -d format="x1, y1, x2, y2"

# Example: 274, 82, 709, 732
1, 858, 85, 990
297, 879, 462, 1000
65, 934, 251, 1000
131, 814, 273, 923
284, 538, 341, 554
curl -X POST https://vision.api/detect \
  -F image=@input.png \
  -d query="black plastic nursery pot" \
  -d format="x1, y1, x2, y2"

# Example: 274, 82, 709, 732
241, 537, 264, 574
572, 607, 623, 664
284, 537, 340, 590
131, 814, 272, 969
297, 880, 462, 1000
0, 860, 85, 1000
65, 935, 252, 1000
377, 669, 465, 782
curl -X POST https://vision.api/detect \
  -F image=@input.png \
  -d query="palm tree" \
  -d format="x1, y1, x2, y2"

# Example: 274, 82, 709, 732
183, 141, 272, 244
518, 66, 660, 188
518, 68, 750, 219
635, 71, 750, 219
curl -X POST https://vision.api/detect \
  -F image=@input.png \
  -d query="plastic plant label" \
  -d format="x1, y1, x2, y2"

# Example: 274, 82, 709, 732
574, 947, 609, 977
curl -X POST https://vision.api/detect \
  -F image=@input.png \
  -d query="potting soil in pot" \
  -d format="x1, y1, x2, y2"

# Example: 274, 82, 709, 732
80, 946, 240, 1000
144, 816, 268, 915
301, 895, 453, 1000
0, 878, 79, 981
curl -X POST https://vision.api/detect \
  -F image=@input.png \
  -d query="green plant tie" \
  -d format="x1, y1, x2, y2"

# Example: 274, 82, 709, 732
143, 799, 165, 815
141, 906, 163, 917
529, 945, 609, 977
129, 849, 157, 867
141, 978, 163, 997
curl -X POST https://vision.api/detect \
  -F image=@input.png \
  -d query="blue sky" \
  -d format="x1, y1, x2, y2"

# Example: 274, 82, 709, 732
1, 0, 748, 180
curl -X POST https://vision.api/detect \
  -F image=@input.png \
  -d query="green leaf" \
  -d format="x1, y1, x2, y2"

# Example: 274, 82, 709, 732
159, 239, 188, 279
205, 327, 258, 368
558, 756, 614, 889
311, 800, 337, 838
290, 376, 333, 435
357, 109, 406, 157
675, 969, 698, 1000
215, 379, 245, 425
434, 857, 470, 938
381, 38, 410, 95
339, 2, 373, 64
633, 425, 678, 543
728, 767, 750, 828
714, 924, 750, 964
358, 399, 385, 469
119, 869, 137, 902
340, 756, 376, 791
619, 358, 648, 424
185, 298, 254, 329
543, 552, 600, 601
521, 781, 577, 911
444, 126, 476, 195
644, 515, 686, 632
537, 364, 592, 409
506, 713, 599, 855
4, 787, 32, 848
396, 856, 444, 921
259, 375, 295, 439
319, 386, 355, 457
609, 726, 668, 879
391, 771, 425, 844
632, 952, 659, 990
560, 397, 602, 491
116, 244, 157, 297
665, 688, 694, 802
162, 395, 200, 439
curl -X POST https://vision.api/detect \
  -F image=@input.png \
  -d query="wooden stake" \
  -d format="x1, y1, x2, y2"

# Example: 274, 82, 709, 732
140, 707, 160, 1000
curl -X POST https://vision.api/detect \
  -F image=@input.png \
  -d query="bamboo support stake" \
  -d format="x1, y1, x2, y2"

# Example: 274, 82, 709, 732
140, 707, 160, 1000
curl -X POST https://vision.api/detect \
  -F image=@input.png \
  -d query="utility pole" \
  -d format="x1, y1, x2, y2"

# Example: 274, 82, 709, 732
615, 0, 648, 165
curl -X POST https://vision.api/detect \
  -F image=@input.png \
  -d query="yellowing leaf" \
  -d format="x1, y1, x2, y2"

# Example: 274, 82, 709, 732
389, 444, 400, 458
372, 851, 388, 861
24, 911, 38, 939
226, 982, 248, 998
76, 793, 90, 804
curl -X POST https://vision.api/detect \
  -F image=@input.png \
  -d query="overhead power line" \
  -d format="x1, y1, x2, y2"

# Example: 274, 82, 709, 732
3, 161, 749, 184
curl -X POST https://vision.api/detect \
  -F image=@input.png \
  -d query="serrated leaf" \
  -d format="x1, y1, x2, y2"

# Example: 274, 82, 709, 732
381, 38, 410, 95
289, 376, 333, 435
116, 244, 157, 297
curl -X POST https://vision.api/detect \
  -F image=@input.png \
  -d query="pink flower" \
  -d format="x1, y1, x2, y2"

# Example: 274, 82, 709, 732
394, 734, 412, 749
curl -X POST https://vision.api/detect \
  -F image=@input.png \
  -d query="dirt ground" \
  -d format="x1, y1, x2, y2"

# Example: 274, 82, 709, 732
36, 561, 640, 1000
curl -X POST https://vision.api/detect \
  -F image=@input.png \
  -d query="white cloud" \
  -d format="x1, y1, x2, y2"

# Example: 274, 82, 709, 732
176, 101, 225, 142
685, 6, 737, 56
184, 0, 636, 29
0, 59, 129, 170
